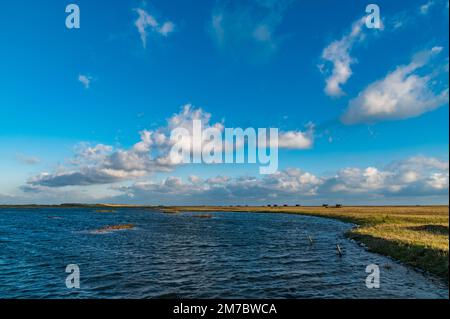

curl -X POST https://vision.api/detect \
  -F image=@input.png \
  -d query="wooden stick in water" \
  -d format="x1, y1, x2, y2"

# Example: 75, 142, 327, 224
336, 244, 343, 257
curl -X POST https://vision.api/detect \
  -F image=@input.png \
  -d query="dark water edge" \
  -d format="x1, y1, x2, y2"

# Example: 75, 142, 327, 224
0, 208, 447, 299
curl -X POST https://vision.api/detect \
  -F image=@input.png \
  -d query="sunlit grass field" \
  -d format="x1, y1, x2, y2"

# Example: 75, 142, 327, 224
166, 206, 449, 279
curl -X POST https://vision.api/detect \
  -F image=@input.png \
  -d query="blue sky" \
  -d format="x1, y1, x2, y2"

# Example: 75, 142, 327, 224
0, 0, 448, 205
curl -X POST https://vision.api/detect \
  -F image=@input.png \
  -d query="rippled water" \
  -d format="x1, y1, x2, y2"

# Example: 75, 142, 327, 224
0, 208, 447, 299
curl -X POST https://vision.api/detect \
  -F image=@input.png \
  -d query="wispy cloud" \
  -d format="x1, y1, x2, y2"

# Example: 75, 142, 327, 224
420, 0, 435, 14
16, 153, 40, 165
341, 47, 449, 125
158, 21, 175, 37
388, 0, 446, 30
78, 74, 92, 89
318, 17, 367, 97
209, 0, 292, 61
319, 0, 447, 97
134, 7, 175, 49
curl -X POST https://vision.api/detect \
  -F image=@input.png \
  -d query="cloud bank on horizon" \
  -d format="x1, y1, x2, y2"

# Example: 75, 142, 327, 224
7, 155, 449, 205
0, 0, 448, 205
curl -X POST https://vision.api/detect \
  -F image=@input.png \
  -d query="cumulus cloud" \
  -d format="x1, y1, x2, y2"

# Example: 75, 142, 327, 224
154, 104, 226, 165
28, 169, 145, 188
13, 153, 449, 205
78, 74, 92, 89
319, 17, 366, 97
25, 102, 315, 188
209, 0, 291, 61
320, 167, 390, 194
341, 47, 449, 124
321, 156, 449, 197
109, 156, 448, 205
134, 8, 175, 48
278, 123, 314, 149
26, 106, 209, 188
115, 167, 322, 205
27, 104, 307, 187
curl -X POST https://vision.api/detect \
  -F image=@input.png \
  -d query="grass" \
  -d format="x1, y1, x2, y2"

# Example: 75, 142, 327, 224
166, 205, 449, 280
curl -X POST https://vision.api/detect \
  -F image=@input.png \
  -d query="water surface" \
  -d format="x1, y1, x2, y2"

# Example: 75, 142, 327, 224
0, 208, 447, 298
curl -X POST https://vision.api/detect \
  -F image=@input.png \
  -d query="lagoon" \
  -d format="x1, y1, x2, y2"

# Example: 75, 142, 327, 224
0, 208, 447, 298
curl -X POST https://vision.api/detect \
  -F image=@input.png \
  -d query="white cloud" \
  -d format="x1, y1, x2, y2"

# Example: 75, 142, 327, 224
319, 0, 448, 97
78, 74, 92, 89
25, 105, 231, 187
319, 0, 449, 97
134, 8, 174, 49
115, 167, 322, 204
319, 17, 366, 97
427, 173, 449, 190
13, 153, 449, 205
24, 103, 314, 188
390, 155, 449, 171
278, 124, 314, 149
341, 47, 449, 124
110, 156, 448, 205
188, 175, 203, 184
158, 21, 175, 37
322, 167, 392, 194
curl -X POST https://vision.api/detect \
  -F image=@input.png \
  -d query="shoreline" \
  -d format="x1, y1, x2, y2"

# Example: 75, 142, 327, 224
162, 205, 449, 281
1, 204, 448, 280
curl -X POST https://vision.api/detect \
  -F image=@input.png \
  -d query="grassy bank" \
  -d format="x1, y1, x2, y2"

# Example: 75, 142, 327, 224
166, 206, 449, 280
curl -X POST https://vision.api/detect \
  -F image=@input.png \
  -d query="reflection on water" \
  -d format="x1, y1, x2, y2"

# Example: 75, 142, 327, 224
0, 208, 447, 298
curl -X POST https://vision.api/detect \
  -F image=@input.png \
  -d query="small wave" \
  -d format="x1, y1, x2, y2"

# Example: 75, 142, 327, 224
89, 224, 136, 234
